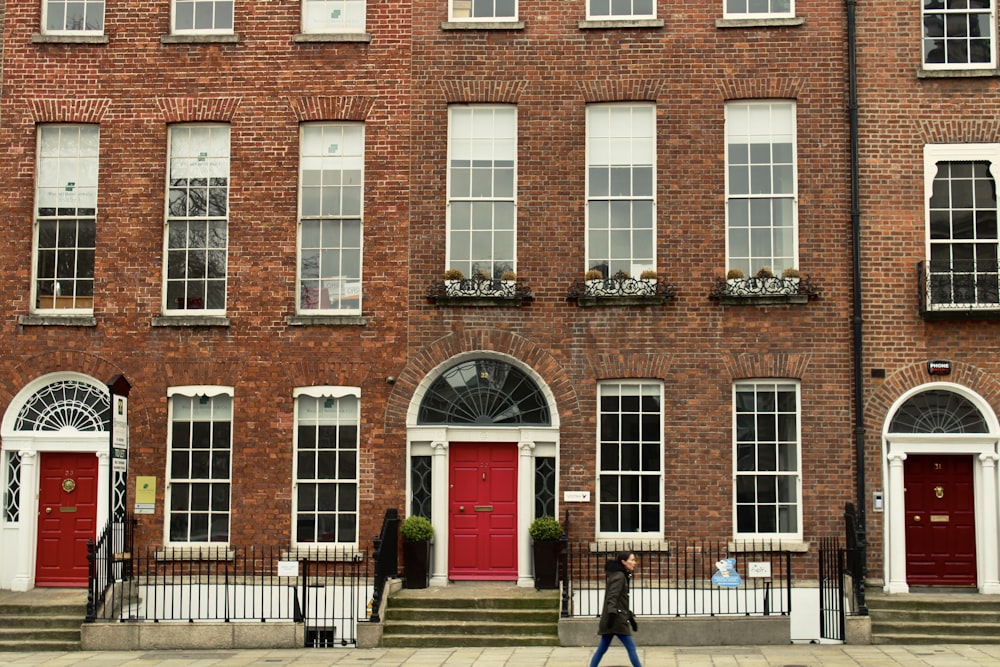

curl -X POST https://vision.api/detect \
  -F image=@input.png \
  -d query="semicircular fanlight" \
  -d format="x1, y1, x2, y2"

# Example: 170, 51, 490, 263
888, 389, 988, 434
418, 359, 550, 426
14, 380, 110, 432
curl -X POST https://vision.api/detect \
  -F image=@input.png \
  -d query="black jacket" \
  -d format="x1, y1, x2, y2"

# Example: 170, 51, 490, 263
597, 559, 634, 635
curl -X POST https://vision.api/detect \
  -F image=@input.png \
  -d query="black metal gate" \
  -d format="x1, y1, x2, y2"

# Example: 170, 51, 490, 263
818, 537, 845, 641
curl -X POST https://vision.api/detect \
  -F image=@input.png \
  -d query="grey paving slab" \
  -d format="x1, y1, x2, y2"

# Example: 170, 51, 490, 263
3, 645, 1000, 667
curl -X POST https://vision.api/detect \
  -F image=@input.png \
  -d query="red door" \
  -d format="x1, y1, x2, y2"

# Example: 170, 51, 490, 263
36, 452, 99, 587
905, 454, 976, 587
449, 442, 517, 580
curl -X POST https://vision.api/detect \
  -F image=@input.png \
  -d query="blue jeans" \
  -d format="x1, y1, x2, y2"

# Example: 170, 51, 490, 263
588, 633, 642, 667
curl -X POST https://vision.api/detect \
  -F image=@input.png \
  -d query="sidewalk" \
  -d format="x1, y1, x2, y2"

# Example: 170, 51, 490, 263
3, 644, 1000, 666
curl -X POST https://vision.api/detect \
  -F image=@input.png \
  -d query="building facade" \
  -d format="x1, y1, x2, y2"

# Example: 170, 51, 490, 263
858, 0, 1000, 594
0, 0, 856, 637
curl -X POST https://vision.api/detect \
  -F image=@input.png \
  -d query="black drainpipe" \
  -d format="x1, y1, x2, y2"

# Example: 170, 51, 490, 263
846, 0, 868, 611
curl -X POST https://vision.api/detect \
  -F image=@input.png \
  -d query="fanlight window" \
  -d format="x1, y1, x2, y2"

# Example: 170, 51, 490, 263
13, 380, 109, 432
888, 389, 988, 434
418, 359, 550, 425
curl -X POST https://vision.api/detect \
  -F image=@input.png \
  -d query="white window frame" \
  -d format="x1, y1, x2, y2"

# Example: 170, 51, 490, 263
723, 0, 793, 20
302, 0, 366, 34
585, 103, 656, 279
446, 105, 517, 280
596, 381, 663, 540
587, 0, 656, 20
922, 0, 996, 71
32, 124, 99, 315
42, 0, 105, 34
164, 123, 230, 315
297, 123, 364, 315
171, 0, 235, 35
449, 0, 518, 22
923, 143, 1000, 311
724, 100, 797, 277
292, 387, 361, 548
733, 380, 802, 541
164, 386, 234, 547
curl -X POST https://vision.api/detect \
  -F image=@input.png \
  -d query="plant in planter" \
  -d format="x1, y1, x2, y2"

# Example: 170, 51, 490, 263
401, 515, 434, 589
444, 268, 464, 296
501, 270, 517, 282
639, 269, 658, 295
529, 515, 563, 590
584, 269, 606, 296
726, 268, 745, 280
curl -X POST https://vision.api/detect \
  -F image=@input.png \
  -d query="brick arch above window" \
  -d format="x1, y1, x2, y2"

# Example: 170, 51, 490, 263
588, 352, 673, 380
917, 118, 1000, 145
27, 98, 111, 123
287, 95, 376, 122
579, 79, 662, 103
440, 80, 527, 104
716, 78, 804, 101
722, 352, 812, 380
155, 97, 241, 123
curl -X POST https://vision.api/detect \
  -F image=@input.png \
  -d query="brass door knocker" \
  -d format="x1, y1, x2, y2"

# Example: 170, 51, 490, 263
62, 478, 76, 493
934, 486, 944, 499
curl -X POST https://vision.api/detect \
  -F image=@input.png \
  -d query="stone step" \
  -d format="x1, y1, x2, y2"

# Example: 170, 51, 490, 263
381, 633, 560, 648
388, 596, 560, 610
873, 632, 1000, 645
0, 614, 85, 629
0, 640, 82, 652
384, 619, 558, 636
388, 607, 556, 622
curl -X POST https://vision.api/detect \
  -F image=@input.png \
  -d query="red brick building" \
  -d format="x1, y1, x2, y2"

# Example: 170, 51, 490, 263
857, 1, 1000, 594
0, 0, 856, 641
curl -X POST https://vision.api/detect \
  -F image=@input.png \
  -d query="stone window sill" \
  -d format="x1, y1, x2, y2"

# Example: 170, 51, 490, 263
441, 21, 526, 31
716, 17, 803, 28
918, 67, 1000, 78
152, 315, 231, 327
19, 314, 97, 327
579, 19, 665, 30
287, 315, 367, 326
293, 33, 372, 43
32, 34, 109, 44
161, 34, 240, 45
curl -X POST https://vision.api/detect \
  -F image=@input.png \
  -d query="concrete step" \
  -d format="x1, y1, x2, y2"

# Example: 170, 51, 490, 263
384, 619, 559, 636
866, 591, 1000, 644
389, 607, 556, 622
0, 640, 82, 652
381, 633, 560, 648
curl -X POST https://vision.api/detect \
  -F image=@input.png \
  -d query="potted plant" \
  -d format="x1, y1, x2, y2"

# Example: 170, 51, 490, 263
781, 267, 801, 291
401, 515, 434, 589
444, 269, 464, 296
639, 269, 658, 295
529, 515, 563, 590
584, 269, 605, 296
501, 270, 517, 282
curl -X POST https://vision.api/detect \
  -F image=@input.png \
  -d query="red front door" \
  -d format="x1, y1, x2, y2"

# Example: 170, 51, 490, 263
904, 454, 976, 587
449, 442, 517, 580
36, 452, 99, 587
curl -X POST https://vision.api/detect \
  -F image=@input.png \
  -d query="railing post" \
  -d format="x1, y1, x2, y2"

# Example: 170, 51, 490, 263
559, 509, 570, 617
370, 508, 400, 624
85, 538, 97, 622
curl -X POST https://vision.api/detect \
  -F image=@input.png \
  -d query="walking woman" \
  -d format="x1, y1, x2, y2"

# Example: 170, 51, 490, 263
589, 551, 642, 667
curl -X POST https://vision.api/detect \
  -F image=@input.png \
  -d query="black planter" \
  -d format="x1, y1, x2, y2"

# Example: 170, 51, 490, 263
532, 539, 561, 590
402, 539, 430, 589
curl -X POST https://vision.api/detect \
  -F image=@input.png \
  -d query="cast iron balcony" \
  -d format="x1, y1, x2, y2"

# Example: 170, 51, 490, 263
919, 260, 1000, 320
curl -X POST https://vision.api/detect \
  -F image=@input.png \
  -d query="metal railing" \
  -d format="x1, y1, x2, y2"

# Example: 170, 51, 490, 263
818, 537, 845, 641
561, 540, 792, 618
919, 260, 1000, 318
86, 514, 137, 622
369, 508, 400, 623
87, 544, 370, 648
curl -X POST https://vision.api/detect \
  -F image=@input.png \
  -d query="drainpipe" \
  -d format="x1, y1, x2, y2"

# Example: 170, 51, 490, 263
846, 0, 868, 612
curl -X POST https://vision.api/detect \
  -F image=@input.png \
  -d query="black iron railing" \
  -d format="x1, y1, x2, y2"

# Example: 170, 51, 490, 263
567, 273, 676, 303
919, 260, 1000, 319
844, 501, 867, 615
818, 536, 845, 641
561, 540, 792, 618
87, 544, 369, 648
86, 514, 136, 622
369, 508, 400, 623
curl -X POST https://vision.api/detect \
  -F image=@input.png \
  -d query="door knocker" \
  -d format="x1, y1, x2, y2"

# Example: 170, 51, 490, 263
934, 486, 944, 499
62, 478, 76, 493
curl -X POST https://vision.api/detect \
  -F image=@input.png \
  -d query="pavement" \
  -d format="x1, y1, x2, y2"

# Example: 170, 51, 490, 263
3, 644, 1000, 666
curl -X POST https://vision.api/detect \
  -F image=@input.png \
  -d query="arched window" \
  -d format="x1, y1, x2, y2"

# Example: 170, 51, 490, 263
418, 359, 550, 426
888, 389, 988, 434
13, 380, 109, 432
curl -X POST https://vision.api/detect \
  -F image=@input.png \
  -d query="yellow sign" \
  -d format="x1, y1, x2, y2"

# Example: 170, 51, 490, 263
135, 476, 156, 505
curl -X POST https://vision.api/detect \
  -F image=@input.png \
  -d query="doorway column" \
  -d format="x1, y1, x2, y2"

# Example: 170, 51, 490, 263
886, 450, 908, 594
11, 450, 38, 591
517, 440, 535, 588
978, 452, 1000, 593
429, 441, 449, 587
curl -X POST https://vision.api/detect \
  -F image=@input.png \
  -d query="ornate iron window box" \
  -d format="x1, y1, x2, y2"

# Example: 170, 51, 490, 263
918, 261, 1000, 320
426, 278, 534, 307
710, 276, 818, 305
566, 277, 676, 307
